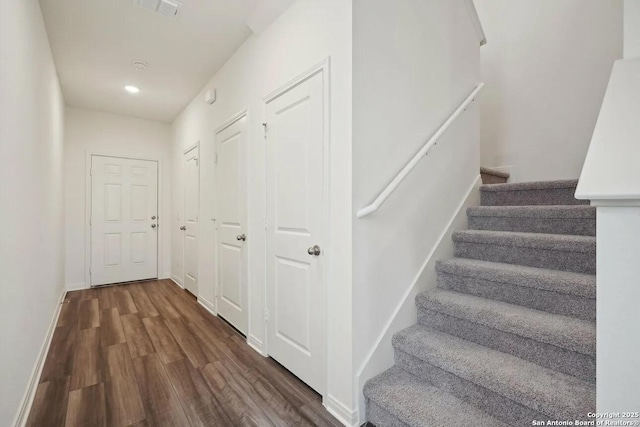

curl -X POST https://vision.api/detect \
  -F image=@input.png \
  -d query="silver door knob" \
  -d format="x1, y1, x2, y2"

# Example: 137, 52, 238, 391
180, 226, 186, 230
236, 234, 246, 241
151, 224, 157, 228
307, 245, 321, 256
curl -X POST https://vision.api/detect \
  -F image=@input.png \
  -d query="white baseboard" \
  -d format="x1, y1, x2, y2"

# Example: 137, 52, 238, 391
66, 282, 87, 292
13, 287, 67, 427
247, 334, 267, 356
354, 175, 481, 425
325, 394, 359, 427
170, 274, 184, 289
197, 297, 217, 317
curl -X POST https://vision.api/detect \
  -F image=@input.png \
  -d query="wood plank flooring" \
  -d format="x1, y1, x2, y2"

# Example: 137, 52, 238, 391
27, 280, 342, 427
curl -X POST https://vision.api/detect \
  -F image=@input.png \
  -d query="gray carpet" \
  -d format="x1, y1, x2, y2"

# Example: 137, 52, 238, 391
480, 179, 590, 206
364, 178, 596, 426
480, 166, 510, 184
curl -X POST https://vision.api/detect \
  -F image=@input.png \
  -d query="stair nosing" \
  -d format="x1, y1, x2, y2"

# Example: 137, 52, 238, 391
415, 288, 595, 356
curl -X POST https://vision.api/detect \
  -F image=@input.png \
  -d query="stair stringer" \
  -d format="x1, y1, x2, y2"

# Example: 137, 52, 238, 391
354, 175, 481, 426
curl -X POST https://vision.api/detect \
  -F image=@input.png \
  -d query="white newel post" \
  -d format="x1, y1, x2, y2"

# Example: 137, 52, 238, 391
576, 58, 640, 412
592, 204, 640, 411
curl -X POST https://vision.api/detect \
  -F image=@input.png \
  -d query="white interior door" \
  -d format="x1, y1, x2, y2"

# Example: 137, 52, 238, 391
215, 115, 248, 334
183, 146, 199, 296
91, 155, 158, 286
265, 70, 326, 393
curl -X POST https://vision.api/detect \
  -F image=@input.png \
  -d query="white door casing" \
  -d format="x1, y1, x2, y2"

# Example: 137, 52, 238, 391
265, 69, 327, 394
215, 114, 249, 334
90, 155, 158, 286
183, 144, 199, 296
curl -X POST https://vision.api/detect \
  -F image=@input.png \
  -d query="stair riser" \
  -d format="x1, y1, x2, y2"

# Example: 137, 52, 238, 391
437, 272, 595, 321
366, 400, 406, 427
418, 308, 595, 383
454, 241, 595, 274
394, 349, 546, 425
468, 215, 596, 236
481, 188, 589, 206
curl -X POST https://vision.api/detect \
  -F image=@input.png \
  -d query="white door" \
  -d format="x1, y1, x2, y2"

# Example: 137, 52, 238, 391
91, 156, 158, 286
183, 146, 199, 296
215, 115, 248, 334
265, 70, 326, 393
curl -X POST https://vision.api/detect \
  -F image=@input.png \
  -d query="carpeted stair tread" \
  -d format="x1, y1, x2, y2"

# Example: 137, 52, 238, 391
480, 167, 510, 184
415, 289, 595, 356
480, 179, 588, 206
468, 205, 595, 218
481, 179, 579, 192
480, 167, 510, 179
392, 325, 595, 420
453, 230, 595, 252
467, 205, 596, 236
364, 366, 509, 427
436, 258, 595, 299
453, 230, 596, 274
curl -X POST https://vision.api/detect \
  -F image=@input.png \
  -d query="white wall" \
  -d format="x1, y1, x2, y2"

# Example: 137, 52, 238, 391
475, 0, 623, 182
0, 0, 66, 423
625, 0, 640, 58
352, 0, 480, 423
65, 107, 172, 288
171, 0, 354, 422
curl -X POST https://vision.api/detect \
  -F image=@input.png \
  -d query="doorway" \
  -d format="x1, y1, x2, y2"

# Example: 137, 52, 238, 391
182, 144, 200, 296
264, 66, 328, 393
215, 113, 249, 334
90, 155, 159, 286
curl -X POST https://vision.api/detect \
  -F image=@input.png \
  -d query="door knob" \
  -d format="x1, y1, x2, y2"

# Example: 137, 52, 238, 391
236, 234, 246, 241
180, 226, 186, 230
151, 224, 157, 229
151, 215, 157, 220
307, 245, 321, 256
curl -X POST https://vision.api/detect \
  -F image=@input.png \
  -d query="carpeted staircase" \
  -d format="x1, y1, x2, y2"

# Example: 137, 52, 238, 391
364, 178, 596, 426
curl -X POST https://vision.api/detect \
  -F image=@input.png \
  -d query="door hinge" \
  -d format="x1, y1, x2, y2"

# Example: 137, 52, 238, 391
262, 122, 268, 139
89, 266, 91, 276
89, 167, 92, 176
264, 308, 269, 322
214, 153, 218, 164
89, 216, 92, 226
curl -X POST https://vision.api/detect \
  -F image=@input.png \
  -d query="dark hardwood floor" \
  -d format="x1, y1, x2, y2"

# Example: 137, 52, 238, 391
27, 279, 342, 427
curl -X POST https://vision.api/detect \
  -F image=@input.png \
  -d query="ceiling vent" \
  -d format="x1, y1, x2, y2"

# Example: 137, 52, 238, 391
135, 0, 182, 18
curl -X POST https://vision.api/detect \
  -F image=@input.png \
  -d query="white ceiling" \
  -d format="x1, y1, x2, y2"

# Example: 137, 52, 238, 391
40, 0, 258, 122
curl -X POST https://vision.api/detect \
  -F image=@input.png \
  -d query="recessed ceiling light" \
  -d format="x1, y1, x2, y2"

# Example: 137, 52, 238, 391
125, 85, 140, 94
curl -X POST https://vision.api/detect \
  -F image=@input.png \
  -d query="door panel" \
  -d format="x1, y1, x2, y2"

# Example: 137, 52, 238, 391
266, 70, 325, 393
183, 146, 199, 296
91, 156, 158, 286
215, 115, 248, 334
